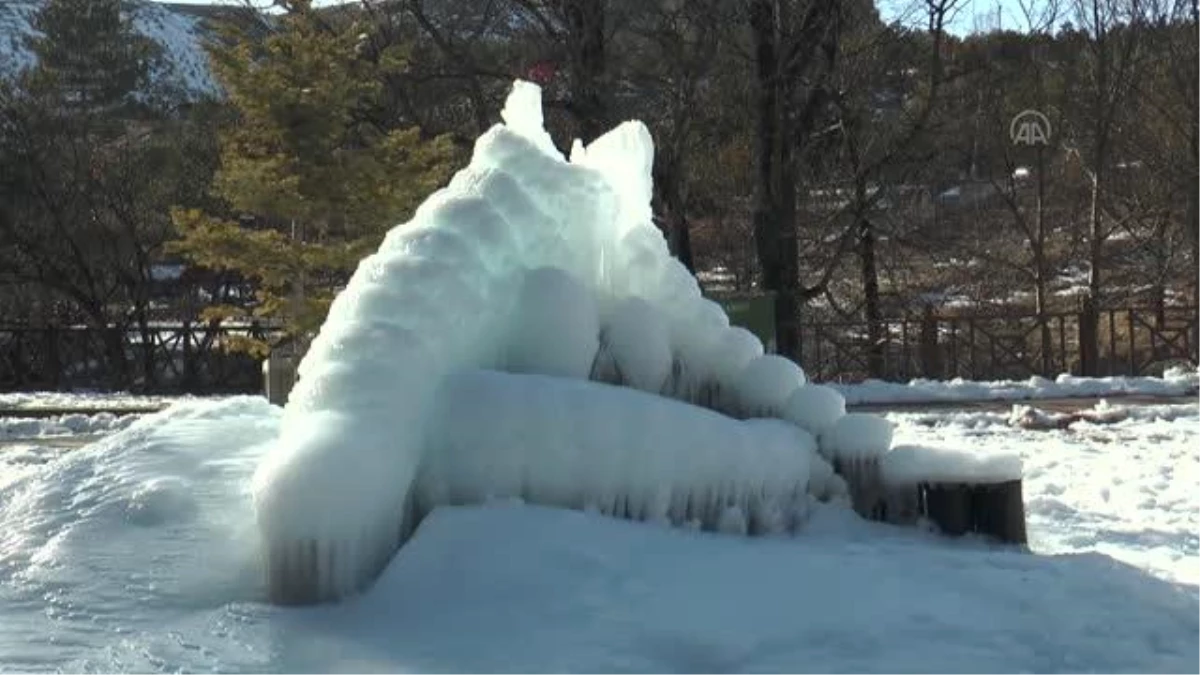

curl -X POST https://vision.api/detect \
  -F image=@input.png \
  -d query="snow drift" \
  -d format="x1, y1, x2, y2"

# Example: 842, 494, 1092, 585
251, 81, 964, 604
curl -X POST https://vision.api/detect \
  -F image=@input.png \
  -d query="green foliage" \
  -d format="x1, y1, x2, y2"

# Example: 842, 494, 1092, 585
170, 2, 457, 352
20, 0, 162, 117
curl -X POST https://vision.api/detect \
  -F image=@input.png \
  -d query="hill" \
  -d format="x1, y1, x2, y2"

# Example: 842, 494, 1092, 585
0, 0, 228, 99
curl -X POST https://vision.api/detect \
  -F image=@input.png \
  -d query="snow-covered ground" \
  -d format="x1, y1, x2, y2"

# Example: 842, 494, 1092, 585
0, 391, 218, 412
836, 367, 1198, 405
0, 412, 139, 440
0, 397, 1195, 672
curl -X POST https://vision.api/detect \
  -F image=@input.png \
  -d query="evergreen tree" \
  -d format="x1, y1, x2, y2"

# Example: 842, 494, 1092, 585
20, 0, 161, 116
0, 0, 215, 388
170, 1, 457, 354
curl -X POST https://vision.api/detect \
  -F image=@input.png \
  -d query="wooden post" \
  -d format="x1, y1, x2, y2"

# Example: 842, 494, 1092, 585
1078, 296, 1099, 376
922, 482, 972, 536
971, 480, 1027, 545
264, 352, 297, 406
919, 305, 941, 379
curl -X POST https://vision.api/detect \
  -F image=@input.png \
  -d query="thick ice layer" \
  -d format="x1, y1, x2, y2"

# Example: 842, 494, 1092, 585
505, 267, 600, 379
783, 384, 846, 437
882, 444, 1023, 486
734, 355, 806, 418
820, 413, 895, 460
592, 296, 672, 392
419, 370, 815, 534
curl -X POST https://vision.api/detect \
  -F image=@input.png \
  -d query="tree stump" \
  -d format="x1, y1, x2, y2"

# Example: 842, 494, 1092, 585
971, 480, 1027, 544
923, 482, 973, 536
921, 480, 1027, 544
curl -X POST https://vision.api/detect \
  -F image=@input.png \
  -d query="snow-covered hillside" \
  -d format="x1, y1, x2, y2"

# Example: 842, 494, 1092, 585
0, 0, 220, 98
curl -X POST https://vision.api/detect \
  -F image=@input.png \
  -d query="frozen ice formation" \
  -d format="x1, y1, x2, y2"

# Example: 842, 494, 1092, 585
252, 81, 976, 605
820, 413, 896, 461
420, 370, 814, 534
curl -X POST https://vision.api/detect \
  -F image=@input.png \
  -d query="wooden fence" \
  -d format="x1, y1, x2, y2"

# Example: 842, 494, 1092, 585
797, 305, 1198, 383
1, 305, 1196, 394
0, 322, 280, 394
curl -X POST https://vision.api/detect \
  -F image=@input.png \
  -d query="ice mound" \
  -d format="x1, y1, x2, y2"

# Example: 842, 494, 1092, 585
420, 370, 814, 534
253, 81, 900, 604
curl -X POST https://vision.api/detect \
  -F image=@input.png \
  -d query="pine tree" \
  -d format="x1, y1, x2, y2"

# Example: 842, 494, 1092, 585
169, 2, 457, 355
21, 0, 161, 116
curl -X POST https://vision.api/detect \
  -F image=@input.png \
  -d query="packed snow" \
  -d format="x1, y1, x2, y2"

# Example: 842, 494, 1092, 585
0, 391, 192, 412
836, 366, 1199, 405
0, 412, 137, 440
0, 396, 1196, 672
882, 444, 1023, 485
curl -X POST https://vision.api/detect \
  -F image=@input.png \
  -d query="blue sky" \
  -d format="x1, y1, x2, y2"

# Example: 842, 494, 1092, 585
154, 0, 1045, 35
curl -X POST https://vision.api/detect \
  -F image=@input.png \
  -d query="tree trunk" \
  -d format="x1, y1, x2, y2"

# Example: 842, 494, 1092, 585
1187, 139, 1199, 306
750, 0, 782, 354
1088, 168, 1104, 307
1034, 145, 1052, 375
1189, 0, 1200, 306
562, 0, 608, 143
652, 151, 696, 273
860, 213, 883, 378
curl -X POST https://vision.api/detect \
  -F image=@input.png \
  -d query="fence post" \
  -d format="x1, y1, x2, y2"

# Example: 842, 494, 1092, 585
1127, 308, 1136, 375
44, 326, 59, 389
1078, 296, 1099, 376
919, 305, 941, 379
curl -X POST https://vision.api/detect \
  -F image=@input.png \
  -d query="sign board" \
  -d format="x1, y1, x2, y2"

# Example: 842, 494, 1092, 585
709, 291, 777, 354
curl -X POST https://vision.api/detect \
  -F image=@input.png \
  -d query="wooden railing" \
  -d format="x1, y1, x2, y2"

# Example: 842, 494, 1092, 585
1, 305, 1195, 394
797, 305, 1197, 383
0, 322, 282, 393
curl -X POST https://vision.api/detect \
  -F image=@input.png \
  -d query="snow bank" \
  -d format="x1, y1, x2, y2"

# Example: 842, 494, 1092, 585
835, 367, 1200, 405
420, 370, 815, 534
293, 504, 1198, 673
0, 412, 138, 439
882, 444, 1023, 486
0, 391, 192, 411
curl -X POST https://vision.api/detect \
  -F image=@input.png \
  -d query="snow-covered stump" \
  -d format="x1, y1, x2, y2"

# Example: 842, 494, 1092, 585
883, 445, 1026, 544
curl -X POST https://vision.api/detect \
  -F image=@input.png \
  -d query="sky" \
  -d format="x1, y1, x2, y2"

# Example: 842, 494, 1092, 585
153, 0, 1046, 35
